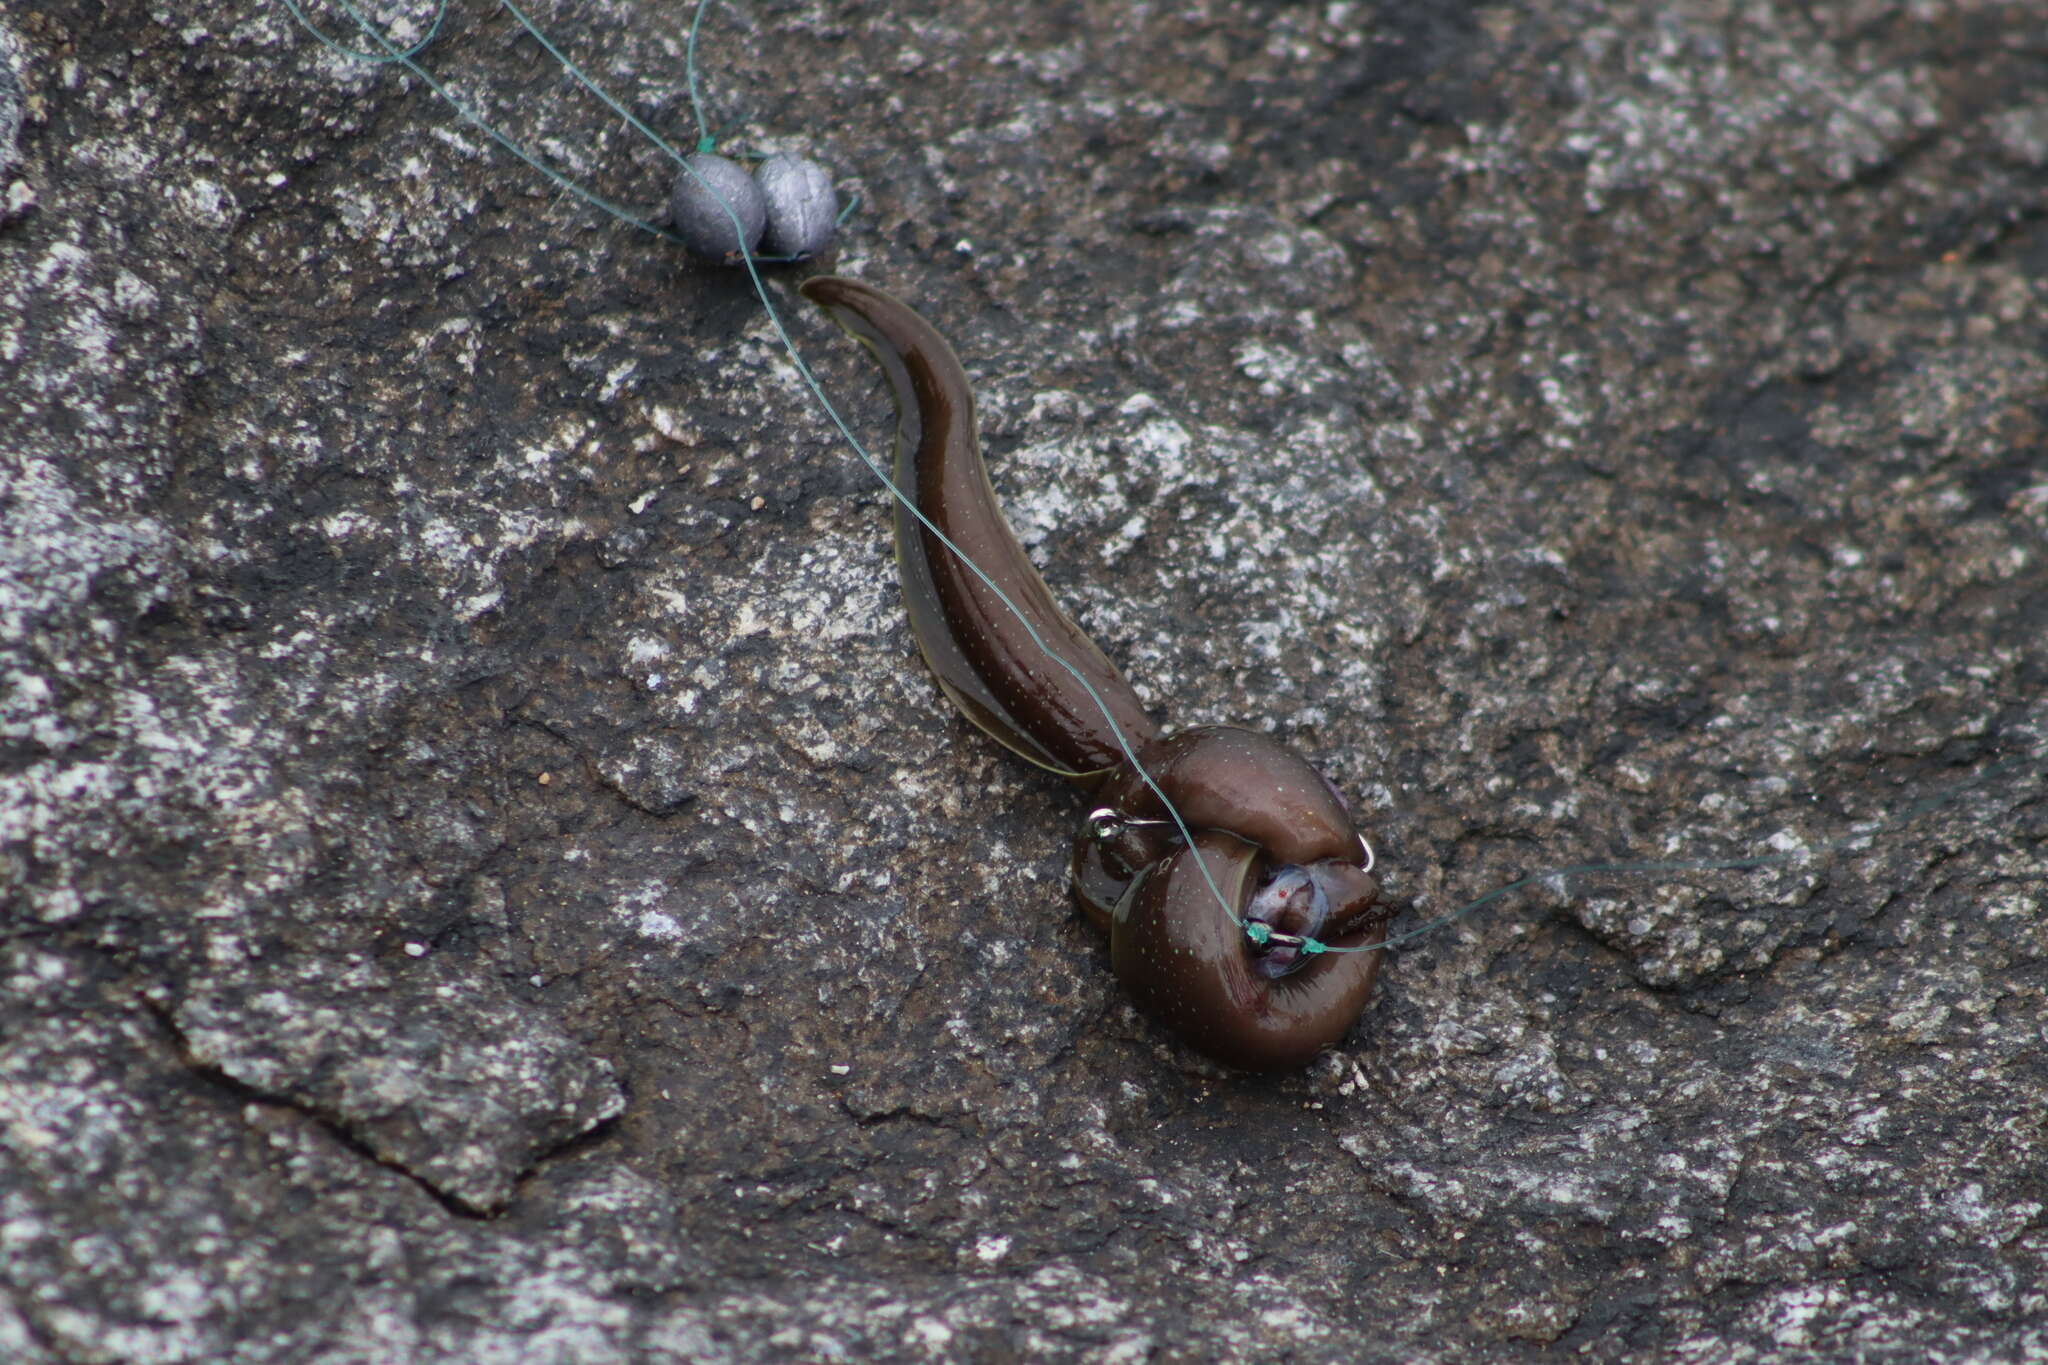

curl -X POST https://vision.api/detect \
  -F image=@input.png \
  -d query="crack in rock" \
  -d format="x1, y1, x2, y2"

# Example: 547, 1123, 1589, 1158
172, 957, 624, 1214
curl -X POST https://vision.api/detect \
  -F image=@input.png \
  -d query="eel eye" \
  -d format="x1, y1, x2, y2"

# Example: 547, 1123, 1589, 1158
1243, 864, 1331, 979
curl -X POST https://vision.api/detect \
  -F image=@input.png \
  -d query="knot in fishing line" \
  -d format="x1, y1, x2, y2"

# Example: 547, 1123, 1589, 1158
1243, 921, 1328, 955
661, 0, 845, 262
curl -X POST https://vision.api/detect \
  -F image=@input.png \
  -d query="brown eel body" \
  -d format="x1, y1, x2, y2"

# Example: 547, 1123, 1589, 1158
801, 276, 1387, 1071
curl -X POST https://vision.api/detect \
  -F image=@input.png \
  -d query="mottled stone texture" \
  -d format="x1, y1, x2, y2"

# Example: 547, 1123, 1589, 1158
1, 0, 2043, 1361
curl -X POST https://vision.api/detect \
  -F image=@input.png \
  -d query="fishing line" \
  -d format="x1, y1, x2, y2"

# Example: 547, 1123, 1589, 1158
283, 0, 675, 236
279, 0, 1245, 921
1340, 737, 2046, 959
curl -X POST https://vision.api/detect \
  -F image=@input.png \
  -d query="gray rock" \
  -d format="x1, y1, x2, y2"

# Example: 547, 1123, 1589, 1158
1, 0, 2043, 1360
0, 25, 22, 183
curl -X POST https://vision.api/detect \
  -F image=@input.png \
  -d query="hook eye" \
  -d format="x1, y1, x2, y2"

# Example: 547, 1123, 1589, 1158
1084, 808, 1178, 842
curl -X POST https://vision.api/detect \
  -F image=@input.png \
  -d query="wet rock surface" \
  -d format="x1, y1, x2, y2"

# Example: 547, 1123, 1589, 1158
1, 0, 2043, 1360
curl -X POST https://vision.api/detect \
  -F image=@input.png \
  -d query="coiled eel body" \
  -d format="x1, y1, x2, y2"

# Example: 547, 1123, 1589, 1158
801, 277, 1386, 1071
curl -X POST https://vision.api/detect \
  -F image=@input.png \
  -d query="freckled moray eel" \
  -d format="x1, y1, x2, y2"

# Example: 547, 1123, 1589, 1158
801, 277, 1387, 1070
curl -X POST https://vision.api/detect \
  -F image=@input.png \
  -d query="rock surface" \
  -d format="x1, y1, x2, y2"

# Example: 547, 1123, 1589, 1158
1, 0, 2043, 1360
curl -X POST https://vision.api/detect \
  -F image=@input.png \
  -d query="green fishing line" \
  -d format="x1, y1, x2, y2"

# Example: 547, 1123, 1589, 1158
1319, 743, 2044, 957
276, 0, 1246, 923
